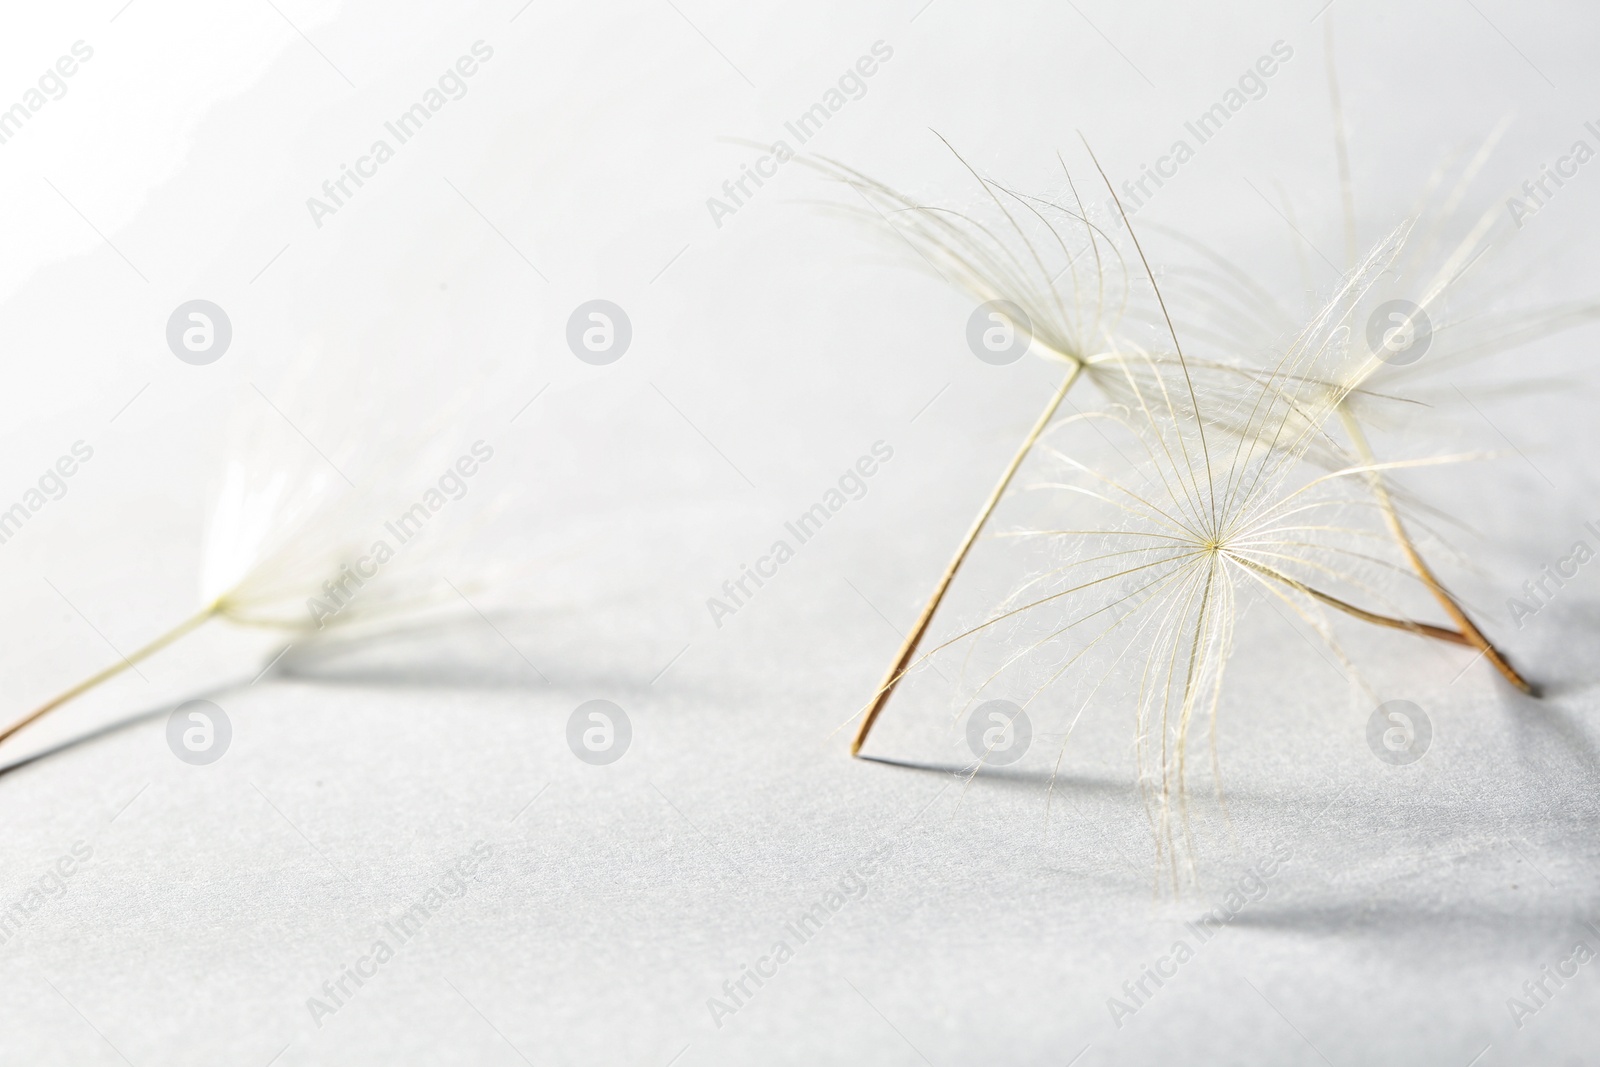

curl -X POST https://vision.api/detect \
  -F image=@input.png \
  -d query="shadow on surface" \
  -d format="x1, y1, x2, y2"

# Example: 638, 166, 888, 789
0, 677, 247, 781
277, 612, 550, 689
1228, 896, 1600, 953
857, 753, 1132, 795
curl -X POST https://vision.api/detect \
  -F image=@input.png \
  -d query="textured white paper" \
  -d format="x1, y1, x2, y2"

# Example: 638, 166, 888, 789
2, 2, 1598, 1064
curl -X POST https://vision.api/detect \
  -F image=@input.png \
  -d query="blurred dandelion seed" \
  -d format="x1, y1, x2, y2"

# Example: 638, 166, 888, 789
0, 360, 513, 753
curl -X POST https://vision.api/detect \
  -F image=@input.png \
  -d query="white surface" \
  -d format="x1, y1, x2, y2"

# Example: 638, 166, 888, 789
3, 1, 1600, 1064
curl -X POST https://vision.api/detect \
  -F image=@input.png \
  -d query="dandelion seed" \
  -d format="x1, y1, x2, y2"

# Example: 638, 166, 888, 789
0, 361, 512, 752
816, 136, 1546, 883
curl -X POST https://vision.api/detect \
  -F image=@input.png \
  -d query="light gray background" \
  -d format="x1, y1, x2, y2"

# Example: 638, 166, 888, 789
2, 1, 1599, 1064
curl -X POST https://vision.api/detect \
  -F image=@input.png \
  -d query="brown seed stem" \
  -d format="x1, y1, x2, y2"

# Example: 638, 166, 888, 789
851, 360, 1084, 756
1338, 408, 1536, 694
1231, 555, 1470, 646
0, 601, 223, 749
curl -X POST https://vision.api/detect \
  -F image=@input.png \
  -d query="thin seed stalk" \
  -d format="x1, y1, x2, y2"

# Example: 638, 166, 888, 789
1231, 555, 1470, 644
0, 601, 223, 748
1338, 407, 1536, 694
852, 360, 1084, 756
